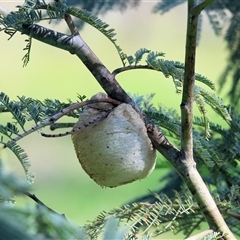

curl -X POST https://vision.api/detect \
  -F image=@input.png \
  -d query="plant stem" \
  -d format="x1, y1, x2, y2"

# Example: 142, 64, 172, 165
7, 98, 120, 143
0, 2, 235, 238
178, 0, 235, 239
181, 0, 197, 159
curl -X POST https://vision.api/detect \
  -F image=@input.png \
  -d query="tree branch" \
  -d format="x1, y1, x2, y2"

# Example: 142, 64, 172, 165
5, 98, 120, 143
177, 0, 235, 239
54, 0, 79, 36
181, 0, 197, 158
0, 2, 235, 239
64, 12, 79, 35
25, 192, 66, 218
112, 65, 156, 76
49, 122, 75, 131
0, 5, 131, 105
225, 210, 240, 221
0, 4, 171, 146
21, 23, 135, 105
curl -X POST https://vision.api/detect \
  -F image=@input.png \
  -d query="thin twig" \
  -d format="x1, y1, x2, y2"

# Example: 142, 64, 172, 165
25, 192, 56, 213
225, 210, 240, 221
1, 2, 234, 238
64, 13, 79, 36
25, 192, 66, 218
112, 65, 156, 76
5, 98, 121, 143
49, 122, 75, 131
55, 0, 79, 36
41, 109, 110, 137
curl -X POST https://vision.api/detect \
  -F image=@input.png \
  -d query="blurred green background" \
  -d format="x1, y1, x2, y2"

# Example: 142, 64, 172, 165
0, 1, 231, 238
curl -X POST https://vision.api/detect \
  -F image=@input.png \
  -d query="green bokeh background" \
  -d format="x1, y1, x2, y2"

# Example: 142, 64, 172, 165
0, 1, 231, 238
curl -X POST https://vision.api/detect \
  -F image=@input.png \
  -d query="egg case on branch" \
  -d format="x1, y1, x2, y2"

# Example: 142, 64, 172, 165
71, 93, 157, 187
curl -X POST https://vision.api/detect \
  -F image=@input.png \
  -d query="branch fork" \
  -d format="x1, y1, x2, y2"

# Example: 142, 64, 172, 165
0, 1, 236, 238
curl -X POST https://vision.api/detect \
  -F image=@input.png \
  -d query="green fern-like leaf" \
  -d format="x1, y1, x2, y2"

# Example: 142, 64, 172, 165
115, 45, 127, 66
17, 96, 45, 124
131, 93, 181, 139
194, 89, 211, 139
125, 48, 151, 66
144, 53, 214, 93
134, 48, 150, 66
193, 137, 216, 168
43, 98, 79, 118
18, 0, 63, 22
17, 0, 44, 21
2, 10, 31, 29
0, 7, 34, 65
103, 217, 130, 240
208, 122, 226, 136
5, 141, 30, 176
45, 1, 65, 21
66, 7, 127, 66
84, 192, 199, 239
205, 9, 223, 37
146, 57, 184, 93
0, 122, 19, 139
130, 93, 157, 115
56, 0, 67, 17
22, 37, 32, 67
195, 73, 215, 91
146, 51, 165, 63
0, 15, 17, 39
155, 59, 183, 81
5, 123, 20, 137
156, 59, 171, 77
0, 92, 26, 130
145, 110, 181, 138
196, 86, 231, 123
126, 55, 134, 65
0, 125, 12, 138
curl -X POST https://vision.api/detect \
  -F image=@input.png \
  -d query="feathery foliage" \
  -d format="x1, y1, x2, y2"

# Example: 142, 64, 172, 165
0, 0, 128, 66
66, 7, 127, 65
0, 92, 86, 182
83, 192, 200, 239
133, 93, 240, 210
0, 92, 26, 130
122, 48, 214, 99
1, 1, 240, 238
4, 141, 32, 179
22, 37, 32, 67
81, 188, 239, 239
3, 0, 238, 104
196, 86, 231, 123
152, 0, 186, 14
153, 0, 240, 106
0, 0, 218, 139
